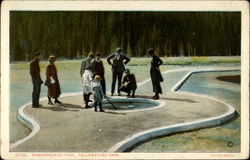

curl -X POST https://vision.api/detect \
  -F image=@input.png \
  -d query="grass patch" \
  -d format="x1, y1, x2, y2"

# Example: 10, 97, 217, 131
10, 56, 240, 69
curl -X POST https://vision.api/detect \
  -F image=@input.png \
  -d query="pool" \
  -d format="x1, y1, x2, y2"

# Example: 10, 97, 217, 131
101, 98, 161, 111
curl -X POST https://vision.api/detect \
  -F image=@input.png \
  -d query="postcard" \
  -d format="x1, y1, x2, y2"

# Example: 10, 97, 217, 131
1, 0, 249, 159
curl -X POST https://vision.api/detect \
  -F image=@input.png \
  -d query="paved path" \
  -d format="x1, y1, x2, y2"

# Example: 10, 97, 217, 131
10, 67, 239, 152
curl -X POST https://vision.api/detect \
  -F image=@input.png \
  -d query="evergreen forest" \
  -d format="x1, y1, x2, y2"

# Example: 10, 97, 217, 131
10, 11, 241, 61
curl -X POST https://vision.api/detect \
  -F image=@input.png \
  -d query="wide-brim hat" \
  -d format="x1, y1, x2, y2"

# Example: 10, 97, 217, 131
48, 55, 56, 61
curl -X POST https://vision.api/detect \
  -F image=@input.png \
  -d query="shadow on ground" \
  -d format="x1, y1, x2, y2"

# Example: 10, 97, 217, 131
135, 95, 197, 103
39, 103, 81, 112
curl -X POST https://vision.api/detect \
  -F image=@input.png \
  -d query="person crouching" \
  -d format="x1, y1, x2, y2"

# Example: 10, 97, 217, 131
92, 75, 105, 112
119, 69, 137, 98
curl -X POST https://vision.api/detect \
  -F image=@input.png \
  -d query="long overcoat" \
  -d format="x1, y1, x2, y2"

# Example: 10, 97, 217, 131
150, 55, 163, 94
46, 64, 61, 98
91, 59, 106, 94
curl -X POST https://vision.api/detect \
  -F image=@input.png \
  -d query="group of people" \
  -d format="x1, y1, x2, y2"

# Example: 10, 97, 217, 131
30, 52, 62, 108
80, 48, 137, 111
30, 47, 164, 111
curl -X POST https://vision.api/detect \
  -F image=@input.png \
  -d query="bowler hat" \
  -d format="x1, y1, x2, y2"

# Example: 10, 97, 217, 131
115, 47, 122, 53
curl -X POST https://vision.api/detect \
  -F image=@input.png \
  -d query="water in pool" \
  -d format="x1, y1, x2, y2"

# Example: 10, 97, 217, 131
102, 101, 158, 110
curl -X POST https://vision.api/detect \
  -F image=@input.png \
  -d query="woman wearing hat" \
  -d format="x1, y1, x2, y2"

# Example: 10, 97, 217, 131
45, 55, 62, 104
148, 48, 164, 100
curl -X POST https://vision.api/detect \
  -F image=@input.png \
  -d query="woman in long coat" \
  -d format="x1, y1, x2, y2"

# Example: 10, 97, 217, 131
148, 48, 163, 100
45, 55, 62, 104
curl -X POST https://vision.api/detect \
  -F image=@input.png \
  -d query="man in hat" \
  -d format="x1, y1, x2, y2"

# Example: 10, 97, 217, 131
30, 51, 43, 108
119, 69, 137, 98
91, 53, 106, 95
107, 47, 130, 96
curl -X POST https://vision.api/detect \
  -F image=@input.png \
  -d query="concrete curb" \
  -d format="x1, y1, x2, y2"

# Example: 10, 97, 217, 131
171, 68, 241, 92
108, 67, 240, 152
11, 67, 192, 148
11, 67, 240, 150
10, 92, 82, 149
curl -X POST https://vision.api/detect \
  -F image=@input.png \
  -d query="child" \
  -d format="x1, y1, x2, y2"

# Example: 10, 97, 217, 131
82, 68, 93, 108
92, 75, 105, 112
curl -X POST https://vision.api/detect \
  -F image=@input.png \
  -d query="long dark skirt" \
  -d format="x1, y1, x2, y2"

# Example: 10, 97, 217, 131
47, 81, 61, 98
150, 68, 162, 94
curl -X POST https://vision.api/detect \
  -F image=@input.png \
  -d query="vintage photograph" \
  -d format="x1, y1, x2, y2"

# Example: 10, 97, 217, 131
1, 0, 249, 159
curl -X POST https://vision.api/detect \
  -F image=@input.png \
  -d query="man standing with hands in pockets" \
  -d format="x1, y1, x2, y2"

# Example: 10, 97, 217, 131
107, 47, 130, 96
30, 51, 43, 108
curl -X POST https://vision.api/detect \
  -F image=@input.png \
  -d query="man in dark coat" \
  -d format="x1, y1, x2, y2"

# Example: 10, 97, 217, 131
119, 69, 137, 98
91, 53, 106, 95
107, 47, 130, 96
30, 51, 43, 108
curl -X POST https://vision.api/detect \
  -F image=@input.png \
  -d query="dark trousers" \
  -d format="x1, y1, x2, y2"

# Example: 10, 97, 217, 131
94, 102, 103, 111
32, 80, 41, 105
100, 78, 106, 95
120, 84, 135, 95
111, 71, 123, 94
83, 93, 91, 104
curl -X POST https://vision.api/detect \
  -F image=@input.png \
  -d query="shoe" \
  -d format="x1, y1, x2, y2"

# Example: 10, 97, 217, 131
32, 104, 42, 108
153, 97, 159, 100
100, 109, 105, 112
48, 101, 54, 105
127, 93, 131, 97
54, 100, 62, 104
111, 93, 114, 96
118, 93, 121, 96
132, 95, 135, 98
95, 109, 98, 112
85, 105, 91, 109
152, 96, 156, 99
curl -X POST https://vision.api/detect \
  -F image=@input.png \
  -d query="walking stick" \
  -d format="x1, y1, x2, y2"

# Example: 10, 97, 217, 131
105, 96, 117, 109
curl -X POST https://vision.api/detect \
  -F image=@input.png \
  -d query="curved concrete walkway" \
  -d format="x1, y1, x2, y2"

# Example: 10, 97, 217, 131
10, 67, 239, 152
